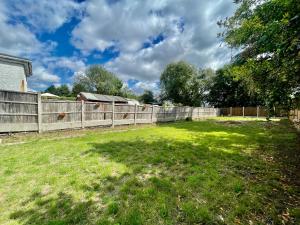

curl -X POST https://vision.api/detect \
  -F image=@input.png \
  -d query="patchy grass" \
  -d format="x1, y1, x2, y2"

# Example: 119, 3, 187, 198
0, 118, 299, 225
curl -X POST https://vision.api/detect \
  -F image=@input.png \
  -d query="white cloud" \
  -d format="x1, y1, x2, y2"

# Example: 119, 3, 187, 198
0, 2, 48, 57
28, 65, 61, 89
42, 56, 87, 73
6, 0, 84, 32
72, 0, 236, 91
131, 81, 160, 94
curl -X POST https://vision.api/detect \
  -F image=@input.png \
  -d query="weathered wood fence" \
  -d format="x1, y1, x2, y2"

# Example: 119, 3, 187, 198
289, 109, 300, 122
0, 90, 219, 133
220, 106, 287, 117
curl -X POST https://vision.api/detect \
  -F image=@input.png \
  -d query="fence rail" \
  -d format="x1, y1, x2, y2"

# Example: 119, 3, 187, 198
0, 90, 219, 133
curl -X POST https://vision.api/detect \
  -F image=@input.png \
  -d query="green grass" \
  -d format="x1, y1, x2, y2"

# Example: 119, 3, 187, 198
0, 118, 299, 225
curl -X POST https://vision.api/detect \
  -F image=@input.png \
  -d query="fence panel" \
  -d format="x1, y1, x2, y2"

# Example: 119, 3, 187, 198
41, 101, 82, 131
0, 90, 38, 132
84, 102, 112, 127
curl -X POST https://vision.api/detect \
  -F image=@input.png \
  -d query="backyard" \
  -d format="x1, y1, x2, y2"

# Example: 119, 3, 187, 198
0, 118, 299, 225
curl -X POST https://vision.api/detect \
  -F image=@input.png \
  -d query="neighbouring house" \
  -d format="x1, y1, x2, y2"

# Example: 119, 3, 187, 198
0, 53, 32, 92
77, 92, 128, 104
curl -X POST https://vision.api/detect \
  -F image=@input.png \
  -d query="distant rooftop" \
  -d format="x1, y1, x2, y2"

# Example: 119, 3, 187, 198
0, 53, 32, 76
79, 92, 128, 103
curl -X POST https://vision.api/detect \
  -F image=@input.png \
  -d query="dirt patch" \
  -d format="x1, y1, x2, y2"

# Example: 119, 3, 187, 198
216, 121, 243, 125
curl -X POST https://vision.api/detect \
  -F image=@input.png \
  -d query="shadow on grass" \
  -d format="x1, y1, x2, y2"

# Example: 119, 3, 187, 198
10, 120, 300, 225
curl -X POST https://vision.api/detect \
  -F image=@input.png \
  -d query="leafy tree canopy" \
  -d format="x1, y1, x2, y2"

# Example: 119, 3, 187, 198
74, 65, 123, 96
45, 84, 71, 97
140, 90, 155, 104
206, 67, 263, 107
160, 61, 214, 106
219, 0, 300, 110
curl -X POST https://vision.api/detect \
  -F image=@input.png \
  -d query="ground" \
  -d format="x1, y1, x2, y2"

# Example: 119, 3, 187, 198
0, 118, 299, 225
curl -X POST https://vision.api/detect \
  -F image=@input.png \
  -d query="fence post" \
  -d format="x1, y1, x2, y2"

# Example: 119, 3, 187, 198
242, 107, 245, 117
257, 106, 259, 118
164, 106, 166, 121
37, 92, 42, 133
230, 107, 232, 117
112, 101, 115, 128
151, 104, 154, 123
134, 104, 137, 125
81, 100, 85, 128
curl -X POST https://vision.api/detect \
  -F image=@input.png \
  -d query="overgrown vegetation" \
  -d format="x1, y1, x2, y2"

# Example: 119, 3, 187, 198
1, 118, 299, 224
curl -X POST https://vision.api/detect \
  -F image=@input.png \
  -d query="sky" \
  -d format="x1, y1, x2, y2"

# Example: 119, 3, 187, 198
0, 0, 236, 94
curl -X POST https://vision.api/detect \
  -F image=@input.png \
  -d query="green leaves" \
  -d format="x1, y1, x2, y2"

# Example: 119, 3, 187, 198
74, 65, 123, 96
160, 61, 214, 106
219, 0, 300, 110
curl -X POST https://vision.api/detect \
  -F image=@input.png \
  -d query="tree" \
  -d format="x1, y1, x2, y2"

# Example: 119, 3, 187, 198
45, 85, 57, 95
44, 85, 71, 97
119, 86, 138, 99
56, 84, 71, 97
74, 65, 123, 95
207, 67, 262, 107
72, 83, 88, 96
140, 90, 155, 104
219, 0, 300, 111
160, 61, 213, 106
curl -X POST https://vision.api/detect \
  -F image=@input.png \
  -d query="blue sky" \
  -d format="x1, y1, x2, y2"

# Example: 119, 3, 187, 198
0, 0, 236, 93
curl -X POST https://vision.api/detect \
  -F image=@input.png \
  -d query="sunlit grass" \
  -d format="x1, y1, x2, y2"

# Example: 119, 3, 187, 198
0, 119, 299, 224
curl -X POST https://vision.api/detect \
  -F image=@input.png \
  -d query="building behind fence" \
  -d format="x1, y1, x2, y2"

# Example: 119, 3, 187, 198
0, 90, 219, 133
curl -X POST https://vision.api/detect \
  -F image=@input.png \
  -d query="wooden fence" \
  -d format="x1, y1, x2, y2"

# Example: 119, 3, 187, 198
0, 90, 219, 133
289, 109, 300, 122
220, 106, 287, 117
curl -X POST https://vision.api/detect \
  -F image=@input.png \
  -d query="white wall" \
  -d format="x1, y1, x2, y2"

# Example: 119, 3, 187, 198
0, 60, 27, 92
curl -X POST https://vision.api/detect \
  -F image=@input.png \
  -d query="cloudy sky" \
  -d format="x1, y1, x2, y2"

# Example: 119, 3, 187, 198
0, 0, 236, 93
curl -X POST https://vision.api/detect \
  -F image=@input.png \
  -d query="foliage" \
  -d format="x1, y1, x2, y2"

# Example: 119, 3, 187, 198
74, 65, 123, 96
219, 0, 300, 111
160, 61, 214, 106
44, 84, 71, 97
139, 90, 155, 104
119, 86, 139, 99
207, 67, 263, 107
72, 83, 88, 96
1, 119, 299, 224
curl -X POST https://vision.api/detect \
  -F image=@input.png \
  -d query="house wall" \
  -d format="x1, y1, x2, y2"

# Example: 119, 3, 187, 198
0, 60, 27, 92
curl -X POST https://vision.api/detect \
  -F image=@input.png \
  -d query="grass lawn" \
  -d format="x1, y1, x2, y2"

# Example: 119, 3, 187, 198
0, 118, 299, 225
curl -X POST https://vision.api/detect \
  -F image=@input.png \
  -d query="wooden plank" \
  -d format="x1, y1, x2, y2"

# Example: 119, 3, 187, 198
42, 112, 80, 115
81, 100, 85, 128
134, 104, 137, 125
112, 101, 115, 128
84, 120, 112, 127
37, 93, 42, 133
0, 123, 38, 132
0, 113, 38, 116
85, 111, 113, 113
151, 105, 154, 123
136, 119, 152, 124
0, 100, 38, 105
115, 119, 134, 125
42, 122, 82, 131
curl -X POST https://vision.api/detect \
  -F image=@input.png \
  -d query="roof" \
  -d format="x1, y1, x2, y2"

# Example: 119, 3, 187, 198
41, 93, 60, 98
79, 92, 128, 102
126, 98, 140, 105
0, 53, 32, 77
